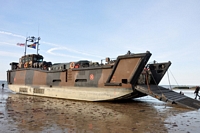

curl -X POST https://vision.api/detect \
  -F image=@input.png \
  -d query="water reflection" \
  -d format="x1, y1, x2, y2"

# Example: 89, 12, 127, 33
0, 88, 196, 133
1, 93, 171, 132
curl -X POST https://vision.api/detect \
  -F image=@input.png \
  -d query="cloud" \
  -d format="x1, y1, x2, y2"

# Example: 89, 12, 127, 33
0, 31, 25, 39
44, 42, 104, 59
0, 31, 103, 59
41, 41, 59, 47
0, 51, 21, 58
47, 47, 83, 59
0, 42, 15, 46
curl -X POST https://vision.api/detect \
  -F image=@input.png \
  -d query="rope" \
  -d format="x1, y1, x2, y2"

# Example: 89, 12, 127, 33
145, 68, 160, 93
144, 65, 173, 101
149, 69, 163, 94
145, 71, 151, 93
169, 68, 179, 86
149, 70, 168, 101
167, 70, 172, 90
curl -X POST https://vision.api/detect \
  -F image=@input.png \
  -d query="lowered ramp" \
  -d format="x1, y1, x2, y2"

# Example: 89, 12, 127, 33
135, 85, 200, 109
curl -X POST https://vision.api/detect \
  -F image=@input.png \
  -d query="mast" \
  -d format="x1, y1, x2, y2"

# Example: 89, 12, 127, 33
24, 36, 41, 55
24, 38, 27, 56
37, 37, 41, 55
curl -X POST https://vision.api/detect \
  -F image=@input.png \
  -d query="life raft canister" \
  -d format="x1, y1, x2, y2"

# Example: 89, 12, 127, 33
24, 62, 28, 68
70, 62, 75, 69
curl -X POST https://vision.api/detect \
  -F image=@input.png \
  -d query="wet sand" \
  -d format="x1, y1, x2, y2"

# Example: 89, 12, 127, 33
0, 88, 199, 133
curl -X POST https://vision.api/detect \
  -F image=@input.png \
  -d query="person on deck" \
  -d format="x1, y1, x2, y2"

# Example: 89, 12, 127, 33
180, 91, 184, 95
194, 86, 200, 99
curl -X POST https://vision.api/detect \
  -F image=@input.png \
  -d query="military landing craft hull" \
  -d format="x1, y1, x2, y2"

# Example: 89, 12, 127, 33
7, 51, 151, 101
7, 50, 200, 109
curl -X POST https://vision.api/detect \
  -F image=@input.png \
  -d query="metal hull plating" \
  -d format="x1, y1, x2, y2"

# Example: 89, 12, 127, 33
8, 50, 200, 109
7, 51, 152, 101
8, 84, 136, 101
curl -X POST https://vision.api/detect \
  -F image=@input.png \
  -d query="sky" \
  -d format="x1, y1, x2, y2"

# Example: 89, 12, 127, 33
0, 0, 200, 85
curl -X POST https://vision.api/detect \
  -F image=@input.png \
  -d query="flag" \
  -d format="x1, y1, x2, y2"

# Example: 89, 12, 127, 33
17, 43, 25, 46
28, 42, 37, 49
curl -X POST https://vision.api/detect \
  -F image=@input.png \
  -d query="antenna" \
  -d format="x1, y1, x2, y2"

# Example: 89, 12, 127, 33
24, 32, 28, 56
38, 24, 40, 36
37, 24, 40, 55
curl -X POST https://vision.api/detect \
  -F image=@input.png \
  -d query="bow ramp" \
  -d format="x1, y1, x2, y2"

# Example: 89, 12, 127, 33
135, 85, 200, 109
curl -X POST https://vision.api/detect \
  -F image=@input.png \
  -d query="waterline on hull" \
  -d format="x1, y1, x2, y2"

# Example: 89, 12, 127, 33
8, 85, 134, 101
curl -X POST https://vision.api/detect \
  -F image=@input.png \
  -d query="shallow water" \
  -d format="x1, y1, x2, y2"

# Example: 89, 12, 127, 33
0, 85, 199, 133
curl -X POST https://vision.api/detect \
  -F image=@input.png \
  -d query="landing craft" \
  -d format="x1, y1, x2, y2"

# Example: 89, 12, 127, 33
7, 48, 200, 109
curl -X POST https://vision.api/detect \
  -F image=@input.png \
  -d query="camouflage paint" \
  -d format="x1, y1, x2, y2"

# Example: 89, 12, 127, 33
7, 51, 158, 101
32, 70, 47, 85
25, 69, 34, 85
46, 71, 61, 86
74, 69, 102, 87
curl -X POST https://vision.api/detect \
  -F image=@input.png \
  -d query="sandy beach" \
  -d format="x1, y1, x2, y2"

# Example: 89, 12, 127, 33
0, 86, 200, 133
